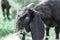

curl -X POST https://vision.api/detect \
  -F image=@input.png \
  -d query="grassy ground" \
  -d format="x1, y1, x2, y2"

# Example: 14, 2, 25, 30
0, 0, 17, 40
0, 0, 59, 40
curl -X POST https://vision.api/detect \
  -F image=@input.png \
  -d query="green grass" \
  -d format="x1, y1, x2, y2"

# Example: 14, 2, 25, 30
0, 11, 16, 40
0, 1, 16, 39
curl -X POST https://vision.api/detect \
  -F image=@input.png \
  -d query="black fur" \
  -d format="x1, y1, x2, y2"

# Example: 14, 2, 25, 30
1, 0, 11, 20
35, 0, 60, 40
16, 0, 60, 40
16, 8, 44, 40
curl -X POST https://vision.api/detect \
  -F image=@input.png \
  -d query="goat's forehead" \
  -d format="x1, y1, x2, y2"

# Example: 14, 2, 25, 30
16, 10, 28, 22
17, 9, 28, 18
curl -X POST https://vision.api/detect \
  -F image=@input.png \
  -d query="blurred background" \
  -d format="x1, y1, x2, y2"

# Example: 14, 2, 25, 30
0, 0, 41, 40
0, 0, 56, 40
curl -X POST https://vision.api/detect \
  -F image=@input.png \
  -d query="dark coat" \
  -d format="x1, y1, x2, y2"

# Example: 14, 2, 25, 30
35, 0, 60, 20
33, 0, 60, 39
31, 0, 60, 40
30, 12, 44, 40
16, 0, 60, 40
1, 0, 11, 9
16, 7, 44, 40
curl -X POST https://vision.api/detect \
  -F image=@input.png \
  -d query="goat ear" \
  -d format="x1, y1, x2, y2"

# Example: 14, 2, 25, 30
28, 9, 39, 14
28, 9, 35, 14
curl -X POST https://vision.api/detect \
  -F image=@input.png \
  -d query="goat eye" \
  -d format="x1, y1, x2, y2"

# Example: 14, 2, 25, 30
25, 17, 29, 19
18, 15, 20, 17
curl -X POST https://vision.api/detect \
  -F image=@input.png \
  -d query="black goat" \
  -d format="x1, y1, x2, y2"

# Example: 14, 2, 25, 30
35, 0, 60, 40
16, 3, 44, 40
1, 0, 11, 20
